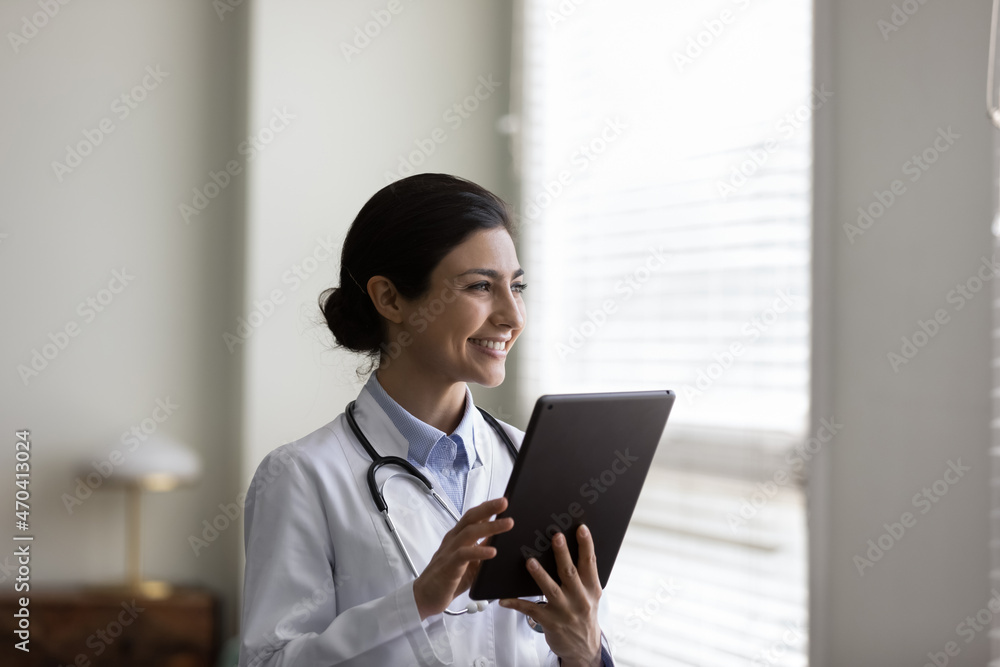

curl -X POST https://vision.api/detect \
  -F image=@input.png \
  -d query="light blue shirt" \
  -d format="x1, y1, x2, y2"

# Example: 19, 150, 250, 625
364, 370, 480, 514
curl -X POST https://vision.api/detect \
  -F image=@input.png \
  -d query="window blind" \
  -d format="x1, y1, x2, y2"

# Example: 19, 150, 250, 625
509, 2, 813, 664
512, 0, 812, 459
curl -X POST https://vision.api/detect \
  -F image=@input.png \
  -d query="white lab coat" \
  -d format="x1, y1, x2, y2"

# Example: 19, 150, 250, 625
238, 380, 610, 667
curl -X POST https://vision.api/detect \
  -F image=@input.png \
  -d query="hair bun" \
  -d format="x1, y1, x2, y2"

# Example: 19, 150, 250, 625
319, 283, 382, 358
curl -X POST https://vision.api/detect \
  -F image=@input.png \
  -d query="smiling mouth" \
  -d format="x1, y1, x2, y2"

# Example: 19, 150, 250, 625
468, 338, 507, 352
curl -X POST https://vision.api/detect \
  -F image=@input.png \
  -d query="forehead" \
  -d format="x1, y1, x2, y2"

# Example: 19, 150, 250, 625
437, 228, 520, 274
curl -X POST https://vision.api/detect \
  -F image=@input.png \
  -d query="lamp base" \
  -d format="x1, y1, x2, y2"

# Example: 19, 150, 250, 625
88, 580, 174, 600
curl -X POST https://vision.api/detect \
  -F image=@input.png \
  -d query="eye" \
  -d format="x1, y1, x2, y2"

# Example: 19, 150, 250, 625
470, 282, 528, 293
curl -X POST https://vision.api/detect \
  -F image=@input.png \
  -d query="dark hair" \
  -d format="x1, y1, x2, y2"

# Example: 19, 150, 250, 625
318, 173, 517, 377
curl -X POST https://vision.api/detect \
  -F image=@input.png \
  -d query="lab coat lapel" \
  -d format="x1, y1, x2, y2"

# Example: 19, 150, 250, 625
352, 383, 410, 460
353, 382, 458, 575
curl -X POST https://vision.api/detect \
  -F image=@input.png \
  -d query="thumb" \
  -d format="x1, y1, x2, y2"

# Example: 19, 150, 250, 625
498, 598, 542, 619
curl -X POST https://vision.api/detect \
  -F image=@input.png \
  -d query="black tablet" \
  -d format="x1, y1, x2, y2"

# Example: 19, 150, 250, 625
469, 388, 675, 601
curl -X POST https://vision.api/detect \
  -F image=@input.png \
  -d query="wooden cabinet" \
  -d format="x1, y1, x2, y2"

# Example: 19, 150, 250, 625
0, 587, 218, 667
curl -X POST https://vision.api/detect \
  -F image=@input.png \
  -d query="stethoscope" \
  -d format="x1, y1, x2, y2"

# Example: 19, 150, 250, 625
345, 399, 546, 631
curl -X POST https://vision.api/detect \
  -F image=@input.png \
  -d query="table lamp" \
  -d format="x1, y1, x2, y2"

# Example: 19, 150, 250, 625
92, 434, 201, 599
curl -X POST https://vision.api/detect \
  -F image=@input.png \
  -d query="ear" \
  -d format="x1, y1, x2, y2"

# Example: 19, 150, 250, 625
367, 275, 406, 325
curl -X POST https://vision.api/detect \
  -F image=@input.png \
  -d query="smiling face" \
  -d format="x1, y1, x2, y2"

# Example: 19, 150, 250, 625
381, 227, 527, 388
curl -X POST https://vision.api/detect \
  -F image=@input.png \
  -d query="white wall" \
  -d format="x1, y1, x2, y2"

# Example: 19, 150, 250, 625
0, 0, 246, 638
812, 0, 994, 663
238, 0, 516, 605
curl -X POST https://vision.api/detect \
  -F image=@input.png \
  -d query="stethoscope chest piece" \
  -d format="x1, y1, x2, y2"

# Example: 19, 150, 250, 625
526, 599, 547, 633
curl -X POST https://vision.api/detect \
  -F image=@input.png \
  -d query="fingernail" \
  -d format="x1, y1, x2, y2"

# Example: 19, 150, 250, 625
579, 524, 590, 537
528, 558, 539, 570
554, 533, 564, 546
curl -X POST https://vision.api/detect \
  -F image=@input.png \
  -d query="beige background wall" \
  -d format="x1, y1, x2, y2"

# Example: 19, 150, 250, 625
1, 0, 248, 637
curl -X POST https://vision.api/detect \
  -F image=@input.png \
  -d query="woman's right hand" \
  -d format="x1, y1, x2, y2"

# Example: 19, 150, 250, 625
413, 496, 514, 620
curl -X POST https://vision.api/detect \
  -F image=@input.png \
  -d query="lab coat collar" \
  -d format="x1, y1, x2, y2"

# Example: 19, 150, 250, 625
354, 371, 483, 468
350, 372, 507, 523
363, 370, 479, 469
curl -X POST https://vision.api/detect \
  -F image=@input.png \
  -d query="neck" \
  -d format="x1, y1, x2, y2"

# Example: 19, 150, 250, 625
375, 361, 467, 435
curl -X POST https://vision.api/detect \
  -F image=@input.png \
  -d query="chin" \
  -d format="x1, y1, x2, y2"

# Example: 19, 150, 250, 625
472, 367, 505, 388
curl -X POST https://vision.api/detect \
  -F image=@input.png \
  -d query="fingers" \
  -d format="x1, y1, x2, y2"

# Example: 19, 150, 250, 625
439, 512, 511, 573
462, 497, 509, 525
499, 597, 548, 622
447, 497, 508, 536
550, 531, 586, 601
415, 498, 512, 619
499, 530, 603, 661
523, 556, 565, 604
444, 497, 511, 546
517, 527, 601, 610
454, 543, 497, 562
456, 515, 514, 546
575, 524, 601, 592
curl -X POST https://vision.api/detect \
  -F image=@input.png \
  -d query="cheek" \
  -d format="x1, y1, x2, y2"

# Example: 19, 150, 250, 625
452, 298, 487, 329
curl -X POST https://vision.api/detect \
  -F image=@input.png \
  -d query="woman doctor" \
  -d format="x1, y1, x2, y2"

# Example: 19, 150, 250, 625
238, 173, 615, 667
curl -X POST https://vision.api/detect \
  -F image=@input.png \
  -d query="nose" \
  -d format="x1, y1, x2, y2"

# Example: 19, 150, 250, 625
491, 283, 525, 331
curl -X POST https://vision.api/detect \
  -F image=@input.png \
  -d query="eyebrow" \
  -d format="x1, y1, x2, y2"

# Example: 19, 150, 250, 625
457, 268, 525, 280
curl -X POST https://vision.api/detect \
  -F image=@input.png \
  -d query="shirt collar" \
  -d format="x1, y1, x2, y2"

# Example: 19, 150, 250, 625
364, 370, 480, 468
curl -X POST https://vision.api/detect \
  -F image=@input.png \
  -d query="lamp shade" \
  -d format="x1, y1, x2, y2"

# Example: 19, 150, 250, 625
105, 434, 202, 491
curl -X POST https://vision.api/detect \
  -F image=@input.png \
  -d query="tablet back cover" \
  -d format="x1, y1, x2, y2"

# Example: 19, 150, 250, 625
470, 389, 674, 600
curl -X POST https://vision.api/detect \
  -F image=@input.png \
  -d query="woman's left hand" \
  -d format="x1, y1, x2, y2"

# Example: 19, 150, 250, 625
499, 524, 603, 667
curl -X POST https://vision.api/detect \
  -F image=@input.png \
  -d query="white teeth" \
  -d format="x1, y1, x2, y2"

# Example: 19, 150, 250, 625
470, 338, 505, 351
